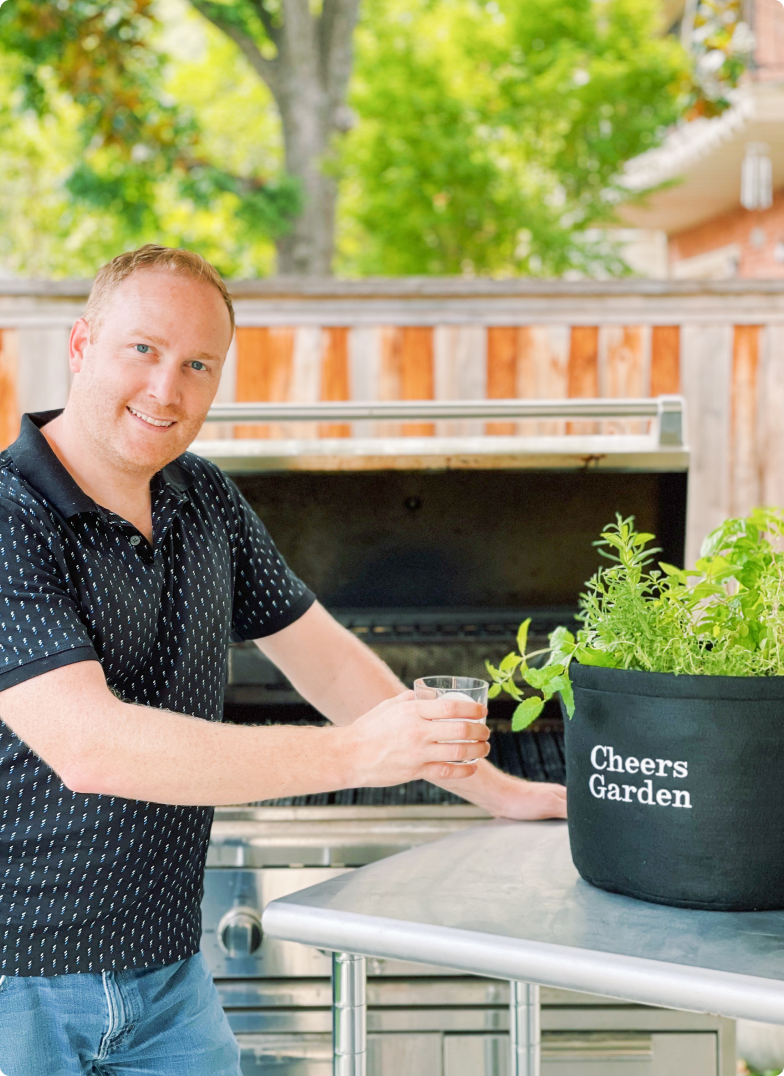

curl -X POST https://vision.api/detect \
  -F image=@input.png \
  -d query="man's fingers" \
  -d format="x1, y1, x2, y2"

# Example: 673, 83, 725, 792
429, 720, 490, 744
428, 739, 490, 763
415, 698, 487, 722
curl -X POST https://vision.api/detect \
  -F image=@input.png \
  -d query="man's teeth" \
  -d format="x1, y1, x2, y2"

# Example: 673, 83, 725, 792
128, 408, 174, 428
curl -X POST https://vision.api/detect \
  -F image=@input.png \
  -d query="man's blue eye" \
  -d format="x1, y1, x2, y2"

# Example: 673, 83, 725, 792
190, 360, 206, 371
135, 344, 150, 354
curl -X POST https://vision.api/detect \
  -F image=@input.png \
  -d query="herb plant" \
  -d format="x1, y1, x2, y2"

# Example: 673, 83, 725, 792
487, 509, 784, 731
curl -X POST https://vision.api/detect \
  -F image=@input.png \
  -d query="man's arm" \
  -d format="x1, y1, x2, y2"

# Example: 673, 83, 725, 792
0, 660, 488, 805
255, 602, 568, 820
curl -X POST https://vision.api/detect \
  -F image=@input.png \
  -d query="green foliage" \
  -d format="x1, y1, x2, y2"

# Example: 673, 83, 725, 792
338, 0, 689, 276
0, 0, 297, 276
488, 510, 784, 729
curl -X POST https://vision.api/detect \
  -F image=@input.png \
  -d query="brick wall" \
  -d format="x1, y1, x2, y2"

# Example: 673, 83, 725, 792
670, 188, 784, 279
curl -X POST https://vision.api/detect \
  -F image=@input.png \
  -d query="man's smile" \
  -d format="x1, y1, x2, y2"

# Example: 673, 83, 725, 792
127, 406, 176, 429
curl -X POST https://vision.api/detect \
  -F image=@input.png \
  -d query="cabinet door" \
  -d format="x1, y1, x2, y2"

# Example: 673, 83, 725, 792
651, 1033, 718, 1076
368, 1033, 443, 1076
237, 1033, 332, 1076
443, 1032, 721, 1076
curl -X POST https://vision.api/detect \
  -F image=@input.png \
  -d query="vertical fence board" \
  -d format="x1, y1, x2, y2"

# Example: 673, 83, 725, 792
235, 326, 295, 439
0, 330, 19, 451
348, 326, 382, 439
516, 326, 569, 435
651, 326, 681, 396
319, 327, 351, 438
760, 324, 784, 510
599, 326, 650, 434
681, 323, 733, 565
434, 326, 486, 436
567, 326, 599, 434
486, 326, 517, 435
289, 327, 323, 440
17, 328, 71, 416
389, 326, 434, 437
377, 326, 434, 437
730, 325, 762, 518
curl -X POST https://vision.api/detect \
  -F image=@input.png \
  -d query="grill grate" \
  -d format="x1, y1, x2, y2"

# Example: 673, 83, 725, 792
254, 728, 565, 807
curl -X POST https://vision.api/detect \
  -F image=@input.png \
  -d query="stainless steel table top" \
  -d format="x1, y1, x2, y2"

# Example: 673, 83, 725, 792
262, 819, 784, 1024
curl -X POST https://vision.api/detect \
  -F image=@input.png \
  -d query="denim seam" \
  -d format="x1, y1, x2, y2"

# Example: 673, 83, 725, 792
97, 971, 117, 1061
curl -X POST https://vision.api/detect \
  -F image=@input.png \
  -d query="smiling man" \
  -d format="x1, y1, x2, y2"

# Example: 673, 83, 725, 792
0, 245, 566, 1075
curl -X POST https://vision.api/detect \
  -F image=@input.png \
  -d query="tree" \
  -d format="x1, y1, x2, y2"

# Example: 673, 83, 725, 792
337, 0, 689, 276
189, 0, 361, 274
0, 0, 302, 272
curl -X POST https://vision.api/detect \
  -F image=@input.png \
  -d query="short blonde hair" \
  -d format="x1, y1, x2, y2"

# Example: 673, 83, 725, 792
84, 244, 235, 337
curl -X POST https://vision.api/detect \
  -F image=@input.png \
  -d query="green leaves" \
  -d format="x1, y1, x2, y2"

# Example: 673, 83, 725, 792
487, 508, 784, 735
512, 697, 545, 731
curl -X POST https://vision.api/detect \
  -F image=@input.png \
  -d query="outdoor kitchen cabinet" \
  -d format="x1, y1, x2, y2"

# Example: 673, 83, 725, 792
223, 984, 734, 1075
203, 812, 734, 1076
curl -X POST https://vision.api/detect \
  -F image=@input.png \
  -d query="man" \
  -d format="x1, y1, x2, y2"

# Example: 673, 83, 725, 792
0, 245, 566, 1074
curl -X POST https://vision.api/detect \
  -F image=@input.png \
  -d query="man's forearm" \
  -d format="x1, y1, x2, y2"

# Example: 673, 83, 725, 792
256, 603, 406, 725
0, 661, 355, 805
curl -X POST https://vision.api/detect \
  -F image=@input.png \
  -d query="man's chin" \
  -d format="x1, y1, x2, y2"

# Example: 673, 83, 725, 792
118, 430, 192, 474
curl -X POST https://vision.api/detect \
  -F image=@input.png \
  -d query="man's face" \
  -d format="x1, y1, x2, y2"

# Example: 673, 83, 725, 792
68, 270, 232, 475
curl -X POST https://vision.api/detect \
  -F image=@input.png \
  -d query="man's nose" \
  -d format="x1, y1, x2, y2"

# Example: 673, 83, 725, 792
146, 362, 182, 407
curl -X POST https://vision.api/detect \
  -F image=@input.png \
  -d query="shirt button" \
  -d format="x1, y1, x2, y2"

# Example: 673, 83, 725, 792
130, 535, 142, 546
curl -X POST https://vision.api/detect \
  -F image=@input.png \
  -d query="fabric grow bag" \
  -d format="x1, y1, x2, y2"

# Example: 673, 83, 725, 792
563, 663, 784, 910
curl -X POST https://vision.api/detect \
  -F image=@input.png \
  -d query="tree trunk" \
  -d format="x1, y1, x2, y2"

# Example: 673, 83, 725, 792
190, 0, 360, 276
274, 65, 336, 274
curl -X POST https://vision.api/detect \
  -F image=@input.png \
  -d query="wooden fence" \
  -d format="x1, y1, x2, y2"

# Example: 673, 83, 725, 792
2, 278, 784, 564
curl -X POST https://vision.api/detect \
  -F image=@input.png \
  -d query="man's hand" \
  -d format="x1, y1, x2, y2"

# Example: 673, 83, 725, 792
344, 690, 490, 786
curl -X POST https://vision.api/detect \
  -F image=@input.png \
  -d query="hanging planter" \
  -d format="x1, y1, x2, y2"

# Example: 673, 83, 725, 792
487, 510, 784, 911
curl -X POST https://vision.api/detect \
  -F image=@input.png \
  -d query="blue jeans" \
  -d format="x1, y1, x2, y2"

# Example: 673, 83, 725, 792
0, 952, 241, 1076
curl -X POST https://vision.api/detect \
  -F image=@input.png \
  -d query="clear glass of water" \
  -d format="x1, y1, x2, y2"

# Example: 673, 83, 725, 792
413, 676, 489, 765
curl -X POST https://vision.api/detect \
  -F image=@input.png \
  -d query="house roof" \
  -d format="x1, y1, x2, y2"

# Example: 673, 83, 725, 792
619, 82, 784, 234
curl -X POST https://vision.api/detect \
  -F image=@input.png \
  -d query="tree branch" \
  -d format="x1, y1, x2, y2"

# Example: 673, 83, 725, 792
247, 0, 280, 48
187, 0, 280, 95
319, 0, 361, 116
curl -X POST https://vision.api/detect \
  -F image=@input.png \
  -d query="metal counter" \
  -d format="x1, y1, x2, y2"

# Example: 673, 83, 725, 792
262, 819, 784, 1074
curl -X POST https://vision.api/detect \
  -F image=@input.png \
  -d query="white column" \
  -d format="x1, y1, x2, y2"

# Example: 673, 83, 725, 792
332, 952, 366, 1076
509, 980, 540, 1076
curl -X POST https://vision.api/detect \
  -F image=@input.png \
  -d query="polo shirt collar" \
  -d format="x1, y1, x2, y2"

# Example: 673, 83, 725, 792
7, 410, 193, 519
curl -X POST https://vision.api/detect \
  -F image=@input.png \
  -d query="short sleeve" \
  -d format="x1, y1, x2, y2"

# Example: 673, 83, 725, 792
0, 496, 98, 691
223, 481, 316, 641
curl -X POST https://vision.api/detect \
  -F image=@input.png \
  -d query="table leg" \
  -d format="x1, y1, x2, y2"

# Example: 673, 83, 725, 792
509, 981, 540, 1076
332, 952, 367, 1076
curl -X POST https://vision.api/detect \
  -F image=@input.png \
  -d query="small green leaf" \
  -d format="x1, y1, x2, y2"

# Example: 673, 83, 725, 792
575, 645, 620, 668
558, 675, 575, 718
499, 652, 523, 673
487, 682, 502, 699
516, 617, 531, 658
524, 663, 564, 690
485, 660, 501, 679
511, 697, 545, 731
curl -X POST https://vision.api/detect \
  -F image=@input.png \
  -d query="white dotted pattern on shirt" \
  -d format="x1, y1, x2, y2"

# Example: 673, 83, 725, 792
0, 451, 312, 976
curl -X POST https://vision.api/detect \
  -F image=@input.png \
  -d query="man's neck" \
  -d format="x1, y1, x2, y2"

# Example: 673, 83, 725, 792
41, 410, 155, 543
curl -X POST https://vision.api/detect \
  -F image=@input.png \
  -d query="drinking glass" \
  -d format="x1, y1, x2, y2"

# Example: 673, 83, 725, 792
413, 676, 489, 765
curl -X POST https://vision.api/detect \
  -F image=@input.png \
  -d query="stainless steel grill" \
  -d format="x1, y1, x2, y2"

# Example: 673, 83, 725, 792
200, 398, 699, 1074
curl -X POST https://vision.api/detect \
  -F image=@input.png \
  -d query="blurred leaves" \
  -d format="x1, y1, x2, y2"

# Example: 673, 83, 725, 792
685, 0, 753, 118
337, 0, 689, 276
0, 0, 298, 275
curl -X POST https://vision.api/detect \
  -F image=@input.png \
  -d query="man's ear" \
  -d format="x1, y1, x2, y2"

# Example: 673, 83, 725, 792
69, 318, 91, 374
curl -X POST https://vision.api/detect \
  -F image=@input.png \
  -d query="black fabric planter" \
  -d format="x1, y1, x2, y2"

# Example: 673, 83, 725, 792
563, 663, 784, 910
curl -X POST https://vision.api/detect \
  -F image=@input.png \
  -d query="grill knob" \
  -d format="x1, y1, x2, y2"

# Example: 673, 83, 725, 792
218, 907, 263, 957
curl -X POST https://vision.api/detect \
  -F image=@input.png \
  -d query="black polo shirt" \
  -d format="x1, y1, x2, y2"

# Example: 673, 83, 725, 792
0, 411, 314, 976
